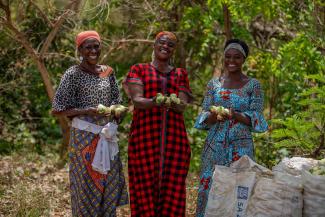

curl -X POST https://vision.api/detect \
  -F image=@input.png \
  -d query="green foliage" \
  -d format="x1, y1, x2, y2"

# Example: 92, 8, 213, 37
1, 0, 325, 171
270, 74, 325, 157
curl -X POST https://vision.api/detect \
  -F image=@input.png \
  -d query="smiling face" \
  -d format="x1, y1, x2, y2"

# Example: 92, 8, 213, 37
153, 35, 176, 61
78, 38, 101, 65
224, 48, 245, 73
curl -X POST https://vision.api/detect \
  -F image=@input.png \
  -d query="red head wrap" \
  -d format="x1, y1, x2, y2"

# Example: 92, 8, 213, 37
76, 30, 101, 48
155, 31, 177, 42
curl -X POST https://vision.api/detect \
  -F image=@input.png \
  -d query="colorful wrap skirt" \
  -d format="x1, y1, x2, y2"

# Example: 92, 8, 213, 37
68, 115, 128, 217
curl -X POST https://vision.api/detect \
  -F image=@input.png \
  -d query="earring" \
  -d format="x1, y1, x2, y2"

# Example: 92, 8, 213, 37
151, 51, 155, 63
79, 56, 84, 61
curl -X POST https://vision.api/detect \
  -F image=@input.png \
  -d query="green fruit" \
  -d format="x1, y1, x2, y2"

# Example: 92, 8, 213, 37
109, 104, 119, 110
156, 93, 166, 104
170, 93, 177, 99
156, 96, 165, 104
97, 104, 112, 114
216, 114, 223, 121
171, 96, 180, 104
121, 106, 128, 113
210, 106, 218, 113
114, 108, 123, 117
222, 108, 230, 115
173, 98, 181, 104
97, 104, 107, 114
165, 97, 171, 106
216, 106, 223, 113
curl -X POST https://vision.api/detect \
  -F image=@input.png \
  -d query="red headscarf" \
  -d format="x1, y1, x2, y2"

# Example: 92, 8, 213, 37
155, 31, 177, 42
76, 30, 101, 48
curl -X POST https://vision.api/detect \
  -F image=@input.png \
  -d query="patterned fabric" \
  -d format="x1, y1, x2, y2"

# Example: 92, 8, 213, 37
125, 63, 192, 217
52, 65, 120, 111
194, 77, 268, 217
52, 65, 128, 217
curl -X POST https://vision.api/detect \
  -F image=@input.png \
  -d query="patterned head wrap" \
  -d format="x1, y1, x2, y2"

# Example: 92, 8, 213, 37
76, 31, 101, 48
155, 31, 177, 42
224, 43, 247, 58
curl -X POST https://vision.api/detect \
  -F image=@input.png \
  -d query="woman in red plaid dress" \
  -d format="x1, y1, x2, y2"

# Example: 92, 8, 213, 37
125, 31, 193, 217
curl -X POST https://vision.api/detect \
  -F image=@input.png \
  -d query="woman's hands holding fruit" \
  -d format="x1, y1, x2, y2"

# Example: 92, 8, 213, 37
154, 93, 185, 112
205, 105, 236, 125
97, 104, 128, 118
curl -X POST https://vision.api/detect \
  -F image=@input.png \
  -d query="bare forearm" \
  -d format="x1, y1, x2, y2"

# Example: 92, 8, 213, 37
232, 111, 251, 126
170, 92, 189, 113
51, 108, 94, 117
204, 112, 218, 125
170, 102, 187, 113
132, 96, 157, 109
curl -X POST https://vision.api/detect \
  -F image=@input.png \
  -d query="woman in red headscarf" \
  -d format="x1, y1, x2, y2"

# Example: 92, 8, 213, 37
125, 31, 193, 217
52, 31, 128, 216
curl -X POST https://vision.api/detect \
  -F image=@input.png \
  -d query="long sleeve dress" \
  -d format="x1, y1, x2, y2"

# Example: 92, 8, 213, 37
125, 63, 192, 217
194, 77, 268, 217
52, 65, 128, 217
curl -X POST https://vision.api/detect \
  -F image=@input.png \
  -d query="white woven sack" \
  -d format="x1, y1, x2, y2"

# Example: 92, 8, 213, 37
302, 169, 325, 217
273, 157, 318, 177
247, 173, 303, 217
204, 156, 257, 217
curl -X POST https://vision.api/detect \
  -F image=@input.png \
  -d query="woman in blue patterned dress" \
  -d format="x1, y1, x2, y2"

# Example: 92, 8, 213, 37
52, 31, 128, 216
194, 39, 268, 217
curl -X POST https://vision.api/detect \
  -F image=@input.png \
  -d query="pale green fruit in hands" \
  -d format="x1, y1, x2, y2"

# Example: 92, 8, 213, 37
216, 114, 223, 121
165, 97, 171, 107
109, 104, 119, 111
156, 93, 166, 104
216, 106, 224, 113
97, 104, 112, 114
210, 105, 230, 116
222, 108, 230, 115
97, 104, 107, 114
170, 93, 177, 99
170, 94, 181, 105
210, 105, 218, 113
114, 108, 123, 117
106, 104, 128, 117
120, 106, 128, 113
172, 98, 181, 104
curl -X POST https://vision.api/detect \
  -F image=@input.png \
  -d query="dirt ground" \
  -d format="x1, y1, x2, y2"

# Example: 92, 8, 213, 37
0, 153, 199, 217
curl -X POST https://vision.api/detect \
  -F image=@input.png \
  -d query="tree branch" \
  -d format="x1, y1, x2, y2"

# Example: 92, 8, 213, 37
109, 39, 154, 44
0, 2, 38, 60
30, 0, 54, 27
39, 9, 72, 57
0, 0, 10, 21
39, 0, 80, 57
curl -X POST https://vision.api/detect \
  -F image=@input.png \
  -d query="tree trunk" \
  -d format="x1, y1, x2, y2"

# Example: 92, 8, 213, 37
223, 4, 232, 40
36, 59, 70, 155
0, 0, 75, 158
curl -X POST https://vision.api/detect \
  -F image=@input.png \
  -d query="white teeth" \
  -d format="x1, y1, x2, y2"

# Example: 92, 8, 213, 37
160, 49, 168, 54
89, 56, 97, 59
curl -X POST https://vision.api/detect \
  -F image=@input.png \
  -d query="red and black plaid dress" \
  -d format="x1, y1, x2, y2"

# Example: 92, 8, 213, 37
126, 63, 192, 217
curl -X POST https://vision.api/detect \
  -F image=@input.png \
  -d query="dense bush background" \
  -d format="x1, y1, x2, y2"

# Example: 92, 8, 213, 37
0, 0, 324, 172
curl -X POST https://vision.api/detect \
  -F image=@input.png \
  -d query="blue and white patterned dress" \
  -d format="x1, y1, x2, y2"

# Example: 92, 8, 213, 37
194, 77, 268, 217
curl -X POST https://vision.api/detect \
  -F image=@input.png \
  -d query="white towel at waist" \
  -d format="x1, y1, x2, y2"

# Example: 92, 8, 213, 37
71, 117, 119, 174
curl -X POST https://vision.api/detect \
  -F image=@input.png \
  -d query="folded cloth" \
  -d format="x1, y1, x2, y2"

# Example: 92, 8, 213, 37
71, 118, 119, 174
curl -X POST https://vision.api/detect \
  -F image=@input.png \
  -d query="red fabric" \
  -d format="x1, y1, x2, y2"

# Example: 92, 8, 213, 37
126, 63, 192, 217
155, 31, 177, 41
76, 30, 100, 48
81, 136, 107, 193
